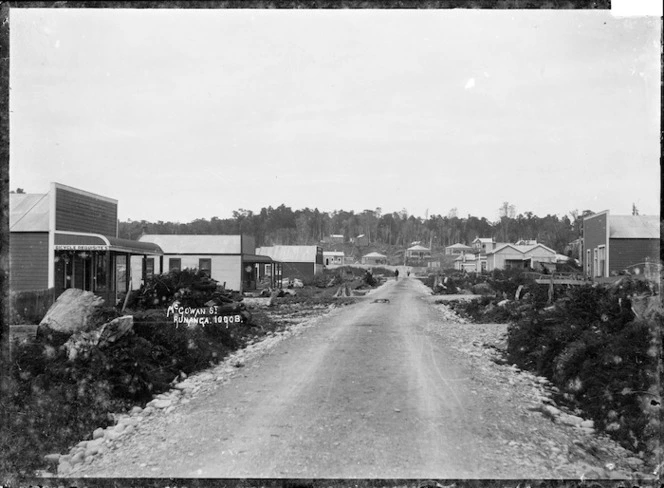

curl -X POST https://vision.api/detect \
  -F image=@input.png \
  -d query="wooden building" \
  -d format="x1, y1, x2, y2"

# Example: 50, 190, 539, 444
254, 245, 323, 282
323, 251, 345, 266
132, 234, 281, 292
445, 243, 473, 256
486, 243, 557, 272
361, 252, 387, 265
582, 210, 660, 280
9, 183, 163, 305
405, 245, 431, 259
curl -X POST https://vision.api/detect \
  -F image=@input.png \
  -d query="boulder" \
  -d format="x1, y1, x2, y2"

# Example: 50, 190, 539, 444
39, 288, 105, 335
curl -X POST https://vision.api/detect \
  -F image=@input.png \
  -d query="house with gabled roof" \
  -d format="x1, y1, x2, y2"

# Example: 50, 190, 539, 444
486, 243, 558, 272
582, 210, 660, 280
405, 244, 431, 259
445, 243, 473, 255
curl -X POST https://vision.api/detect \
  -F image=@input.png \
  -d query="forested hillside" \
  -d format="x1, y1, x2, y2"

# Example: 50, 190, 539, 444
119, 203, 596, 256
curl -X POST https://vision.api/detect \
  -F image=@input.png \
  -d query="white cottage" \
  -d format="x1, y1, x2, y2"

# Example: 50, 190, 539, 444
486, 243, 557, 272
131, 234, 278, 292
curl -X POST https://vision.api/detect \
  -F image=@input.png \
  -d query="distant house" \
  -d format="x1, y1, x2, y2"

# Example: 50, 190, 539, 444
327, 234, 344, 244
582, 210, 660, 280
472, 237, 499, 254
255, 245, 324, 282
133, 234, 279, 292
361, 252, 387, 265
486, 243, 558, 272
352, 234, 370, 247
10, 182, 163, 304
454, 253, 478, 272
405, 245, 431, 259
445, 243, 473, 255
323, 251, 345, 266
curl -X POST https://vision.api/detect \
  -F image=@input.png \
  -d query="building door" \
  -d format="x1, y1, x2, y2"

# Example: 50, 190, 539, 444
114, 253, 128, 303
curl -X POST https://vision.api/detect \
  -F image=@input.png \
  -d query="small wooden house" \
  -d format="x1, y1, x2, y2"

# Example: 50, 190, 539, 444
361, 252, 387, 265
445, 243, 473, 255
132, 234, 280, 292
255, 245, 323, 282
323, 251, 345, 266
405, 245, 431, 259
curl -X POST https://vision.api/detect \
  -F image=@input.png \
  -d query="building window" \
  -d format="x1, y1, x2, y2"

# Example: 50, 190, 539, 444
264, 264, 272, 276
593, 249, 599, 277
146, 258, 155, 279
169, 258, 181, 272
586, 249, 591, 276
199, 258, 212, 276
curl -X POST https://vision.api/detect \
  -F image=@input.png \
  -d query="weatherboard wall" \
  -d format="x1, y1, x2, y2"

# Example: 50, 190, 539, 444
609, 238, 660, 274
582, 211, 609, 278
9, 232, 49, 291
130, 254, 242, 291
54, 185, 118, 237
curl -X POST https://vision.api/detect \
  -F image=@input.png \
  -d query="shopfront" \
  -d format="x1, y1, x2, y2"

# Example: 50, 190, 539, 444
53, 232, 163, 304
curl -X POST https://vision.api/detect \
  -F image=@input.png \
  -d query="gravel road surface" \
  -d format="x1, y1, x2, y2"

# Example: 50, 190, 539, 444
73, 278, 647, 480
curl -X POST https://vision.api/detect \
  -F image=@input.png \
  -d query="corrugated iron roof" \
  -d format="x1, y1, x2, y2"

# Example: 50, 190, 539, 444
255, 245, 320, 263
407, 245, 430, 251
363, 252, 387, 258
610, 215, 660, 239
139, 234, 243, 254
489, 243, 556, 255
10, 193, 50, 231
324, 251, 345, 257
446, 243, 473, 249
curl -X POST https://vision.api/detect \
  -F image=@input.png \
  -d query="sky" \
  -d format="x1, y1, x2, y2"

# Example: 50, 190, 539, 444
9, 7, 661, 224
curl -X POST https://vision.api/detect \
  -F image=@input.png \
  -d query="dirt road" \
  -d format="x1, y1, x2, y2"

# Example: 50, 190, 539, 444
74, 278, 637, 479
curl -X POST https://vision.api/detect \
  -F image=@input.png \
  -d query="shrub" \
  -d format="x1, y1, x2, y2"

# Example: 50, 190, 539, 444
506, 282, 661, 454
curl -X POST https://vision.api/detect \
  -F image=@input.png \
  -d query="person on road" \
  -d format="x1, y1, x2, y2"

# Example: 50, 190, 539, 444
394, 269, 399, 280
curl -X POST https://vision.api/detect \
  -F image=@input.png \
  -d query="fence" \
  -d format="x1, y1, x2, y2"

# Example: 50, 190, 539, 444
9, 288, 56, 324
